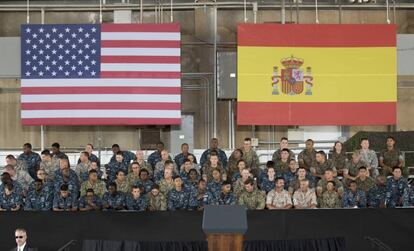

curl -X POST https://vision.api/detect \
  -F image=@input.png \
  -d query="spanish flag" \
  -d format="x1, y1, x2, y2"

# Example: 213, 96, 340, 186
237, 24, 397, 125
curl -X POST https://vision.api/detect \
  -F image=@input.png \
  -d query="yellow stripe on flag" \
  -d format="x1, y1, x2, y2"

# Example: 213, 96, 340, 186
237, 47, 396, 102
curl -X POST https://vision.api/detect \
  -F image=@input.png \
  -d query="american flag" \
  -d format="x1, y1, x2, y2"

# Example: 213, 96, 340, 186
20, 23, 181, 125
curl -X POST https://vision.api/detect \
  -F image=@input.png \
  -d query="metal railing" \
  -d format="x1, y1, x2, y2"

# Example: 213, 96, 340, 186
57, 240, 76, 251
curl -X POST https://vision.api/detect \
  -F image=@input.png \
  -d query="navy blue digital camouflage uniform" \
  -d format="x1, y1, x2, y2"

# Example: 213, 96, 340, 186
125, 194, 148, 211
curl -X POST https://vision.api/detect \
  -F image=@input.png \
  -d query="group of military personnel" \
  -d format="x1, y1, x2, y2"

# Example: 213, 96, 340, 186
0, 136, 413, 211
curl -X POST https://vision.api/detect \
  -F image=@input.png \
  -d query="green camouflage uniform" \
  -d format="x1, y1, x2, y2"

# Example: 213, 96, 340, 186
158, 179, 175, 196
80, 180, 107, 198
379, 148, 404, 177
355, 176, 376, 193
242, 149, 260, 176
298, 149, 317, 170
272, 149, 295, 162
320, 190, 341, 208
238, 189, 266, 210
147, 193, 167, 211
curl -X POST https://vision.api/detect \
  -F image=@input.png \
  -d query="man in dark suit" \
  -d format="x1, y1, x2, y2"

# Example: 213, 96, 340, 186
10, 228, 37, 251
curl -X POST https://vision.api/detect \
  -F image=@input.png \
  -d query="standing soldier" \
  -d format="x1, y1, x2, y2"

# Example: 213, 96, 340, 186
379, 136, 405, 177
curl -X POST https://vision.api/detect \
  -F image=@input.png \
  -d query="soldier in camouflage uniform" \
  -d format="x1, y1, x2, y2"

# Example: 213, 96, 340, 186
288, 167, 315, 196
265, 177, 293, 209
102, 182, 125, 211
242, 138, 260, 177
108, 144, 136, 168
147, 184, 167, 211
292, 179, 317, 209
77, 143, 101, 169
78, 188, 102, 211
184, 169, 199, 190
147, 142, 168, 169
274, 148, 291, 175
202, 152, 225, 183
0, 173, 23, 197
206, 168, 223, 200
355, 166, 375, 193
311, 151, 335, 179
233, 168, 253, 198
227, 149, 244, 179
53, 184, 78, 211
134, 150, 154, 178
316, 169, 344, 198
75, 151, 91, 183
284, 159, 298, 189
6, 155, 28, 174
0, 183, 22, 211
385, 167, 410, 208
238, 178, 266, 210
30, 169, 53, 197
167, 177, 192, 211
106, 151, 129, 183
298, 139, 317, 171
367, 176, 387, 208
18, 143, 41, 179
136, 169, 153, 194
272, 137, 295, 162
329, 141, 348, 176
190, 179, 214, 210
114, 170, 130, 194
320, 181, 341, 208
200, 138, 228, 168
126, 162, 141, 187
174, 143, 198, 168
216, 180, 236, 205
154, 150, 178, 181
80, 169, 107, 198
158, 168, 175, 196
379, 136, 405, 177
4, 164, 33, 194
39, 150, 58, 181
342, 181, 367, 208
54, 166, 79, 198
125, 185, 147, 211
342, 151, 365, 187
260, 166, 276, 194
25, 179, 52, 211
359, 138, 379, 178
80, 161, 104, 182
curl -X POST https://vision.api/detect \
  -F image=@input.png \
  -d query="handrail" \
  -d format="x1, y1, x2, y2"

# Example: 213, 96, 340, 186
364, 236, 394, 251
57, 240, 76, 251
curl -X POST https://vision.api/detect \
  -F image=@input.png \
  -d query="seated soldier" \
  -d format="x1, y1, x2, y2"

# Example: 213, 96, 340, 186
25, 179, 52, 211
5, 154, 28, 173
31, 168, 54, 196
272, 137, 295, 163
385, 167, 410, 208
274, 148, 291, 175
298, 139, 317, 171
184, 169, 199, 190
155, 160, 176, 183
114, 170, 130, 194
379, 136, 404, 177
125, 185, 147, 211
311, 151, 336, 179
0, 183, 22, 211
284, 159, 298, 189
39, 149, 58, 181
355, 166, 375, 194
75, 151, 91, 182
319, 181, 341, 209
233, 168, 253, 199
260, 166, 276, 194
158, 167, 175, 196
206, 168, 223, 200
258, 161, 275, 185
154, 151, 177, 181
190, 179, 214, 211
80, 169, 106, 198
54, 166, 79, 198
102, 182, 125, 211
367, 176, 387, 208
53, 184, 78, 212
136, 169, 153, 195
238, 178, 266, 210
80, 161, 104, 182
316, 168, 344, 199
342, 181, 367, 208
288, 167, 315, 196
343, 151, 365, 187
3, 164, 33, 195
167, 176, 192, 211
292, 179, 317, 209
227, 149, 243, 179
266, 177, 293, 210
0, 173, 23, 196
180, 159, 195, 183
231, 160, 247, 183
147, 184, 167, 211
217, 180, 236, 205
134, 150, 154, 178
106, 151, 128, 183
78, 188, 102, 211
201, 151, 225, 182
126, 162, 141, 186
77, 143, 101, 168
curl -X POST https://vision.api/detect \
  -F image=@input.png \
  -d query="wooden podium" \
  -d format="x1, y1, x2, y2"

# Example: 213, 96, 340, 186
202, 205, 247, 251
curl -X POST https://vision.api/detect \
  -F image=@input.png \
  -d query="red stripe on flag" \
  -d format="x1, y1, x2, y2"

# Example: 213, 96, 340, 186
21, 87, 181, 95
21, 118, 181, 126
237, 102, 396, 125
101, 40, 180, 48
101, 23, 180, 32
101, 71, 181, 79
21, 102, 181, 110
101, 56, 180, 64
238, 24, 396, 47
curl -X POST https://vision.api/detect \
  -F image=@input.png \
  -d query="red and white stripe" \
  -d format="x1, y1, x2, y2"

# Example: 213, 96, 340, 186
21, 23, 181, 126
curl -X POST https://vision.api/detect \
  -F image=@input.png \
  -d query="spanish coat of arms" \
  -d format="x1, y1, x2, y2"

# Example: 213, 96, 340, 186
271, 55, 314, 95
